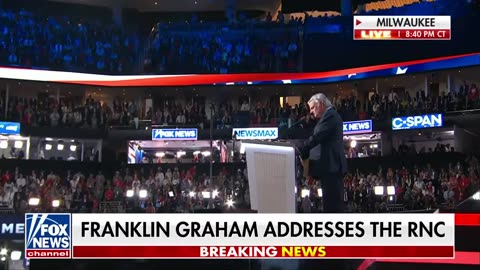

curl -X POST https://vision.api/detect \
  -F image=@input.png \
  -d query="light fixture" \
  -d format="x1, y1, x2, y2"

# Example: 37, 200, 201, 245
189, 191, 195, 197
176, 151, 186, 158
168, 191, 175, 198
70, 145, 77, 151
0, 141, 7, 149
350, 140, 357, 148
202, 151, 211, 156
10, 250, 21, 261
193, 151, 201, 155
374, 186, 384, 196
45, 144, 52, 150
473, 191, 480, 201
202, 191, 211, 199
57, 144, 64, 151
14, 141, 23, 149
301, 188, 310, 198
0, 257, 5, 261
45, 138, 53, 141
212, 190, 219, 198
317, 188, 323, 197
28, 197, 40, 206
126, 190, 134, 198
0, 249, 7, 256
226, 199, 234, 207
387, 186, 395, 195
155, 152, 165, 157
52, 200, 60, 207
139, 189, 148, 199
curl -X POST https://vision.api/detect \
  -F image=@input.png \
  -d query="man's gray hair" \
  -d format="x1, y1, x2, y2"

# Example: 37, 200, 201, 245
308, 93, 333, 107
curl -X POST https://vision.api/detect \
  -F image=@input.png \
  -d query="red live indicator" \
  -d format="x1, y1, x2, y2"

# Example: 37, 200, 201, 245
354, 29, 451, 40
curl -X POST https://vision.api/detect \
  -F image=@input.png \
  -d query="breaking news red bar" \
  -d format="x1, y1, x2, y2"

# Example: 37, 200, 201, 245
72, 246, 454, 259
455, 214, 480, 226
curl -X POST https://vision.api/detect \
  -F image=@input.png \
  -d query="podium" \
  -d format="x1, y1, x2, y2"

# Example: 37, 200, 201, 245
242, 140, 297, 213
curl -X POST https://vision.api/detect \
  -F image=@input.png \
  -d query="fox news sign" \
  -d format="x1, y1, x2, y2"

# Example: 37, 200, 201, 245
152, 128, 198, 141
343, 120, 372, 135
233, 128, 278, 140
392, 114, 443, 130
25, 213, 71, 259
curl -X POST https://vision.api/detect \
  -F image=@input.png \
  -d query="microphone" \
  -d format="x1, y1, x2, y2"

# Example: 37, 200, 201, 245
290, 115, 309, 128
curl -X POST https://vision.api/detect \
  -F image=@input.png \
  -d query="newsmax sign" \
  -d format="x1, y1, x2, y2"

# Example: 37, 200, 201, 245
0, 215, 24, 240
392, 114, 443, 130
233, 128, 278, 140
343, 120, 372, 135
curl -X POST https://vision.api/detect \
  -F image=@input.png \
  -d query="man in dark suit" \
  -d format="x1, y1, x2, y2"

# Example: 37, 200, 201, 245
300, 93, 347, 213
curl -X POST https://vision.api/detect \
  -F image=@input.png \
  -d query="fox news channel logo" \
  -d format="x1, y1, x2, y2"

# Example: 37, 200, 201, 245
233, 127, 278, 140
25, 213, 71, 259
392, 113, 443, 130
152, 128, 198, 141
343, 120, 372, 135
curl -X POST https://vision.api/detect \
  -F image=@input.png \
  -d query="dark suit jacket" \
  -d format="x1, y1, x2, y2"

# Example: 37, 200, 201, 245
300, 107, 347, 177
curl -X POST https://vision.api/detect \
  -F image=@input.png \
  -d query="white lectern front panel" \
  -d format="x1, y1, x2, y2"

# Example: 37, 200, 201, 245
244, 143, 296, 213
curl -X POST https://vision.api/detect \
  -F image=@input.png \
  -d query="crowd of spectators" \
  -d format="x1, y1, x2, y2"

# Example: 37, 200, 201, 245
1, 153, 478, 214
1, 95, 140, 129
363, 83, 479, 121
305, 82, 480, 123
145, 21, 301, 74
0, 0, 472, 77
1, 81, 478, 131
298, 154, 479, 213
0, 165, 250, 214
207, 82, 480, 129
0, 8, 139, 74
0, 5, 304, 75
395, 142, 456, 156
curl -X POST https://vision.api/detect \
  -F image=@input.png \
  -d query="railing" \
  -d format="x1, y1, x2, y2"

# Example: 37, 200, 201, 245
0, 207, 14, 214
388, 204, 406, 212
99, 201, 122, 213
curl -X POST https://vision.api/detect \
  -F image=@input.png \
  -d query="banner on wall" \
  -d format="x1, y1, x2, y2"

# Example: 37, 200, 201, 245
343, 120, 373, 135
0, 121, 21, 135
152, 128, 198, 141
392, 114, 443, 130
0, 215, 25, 240
232, 128, 278, 140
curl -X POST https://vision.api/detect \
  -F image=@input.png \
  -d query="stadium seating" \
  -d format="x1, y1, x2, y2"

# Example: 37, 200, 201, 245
0, 0, 472, 75
0, 152, 478, 214
1, 81, 479, 130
